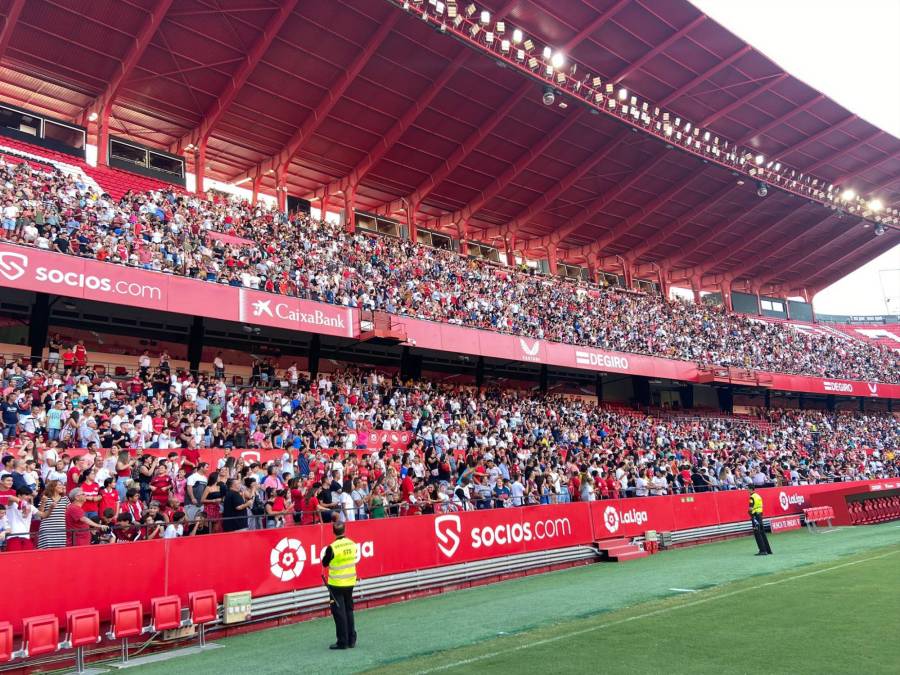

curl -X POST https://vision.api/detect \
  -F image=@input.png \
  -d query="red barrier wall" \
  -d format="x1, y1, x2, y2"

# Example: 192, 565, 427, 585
0, 481, 867, 628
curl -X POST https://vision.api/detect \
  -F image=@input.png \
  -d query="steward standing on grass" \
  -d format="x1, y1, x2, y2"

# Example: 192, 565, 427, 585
749, 486, 772, 556
322, 520, 358, 650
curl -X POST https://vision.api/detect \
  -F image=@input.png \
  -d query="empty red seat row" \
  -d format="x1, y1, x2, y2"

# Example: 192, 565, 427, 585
803, 506, 835, 523
848, 496, 900, 525
0, 590, 218, 669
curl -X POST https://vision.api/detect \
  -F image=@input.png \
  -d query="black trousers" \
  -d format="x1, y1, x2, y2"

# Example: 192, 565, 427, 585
328, 585, 356, 647
752, 514, 772, 554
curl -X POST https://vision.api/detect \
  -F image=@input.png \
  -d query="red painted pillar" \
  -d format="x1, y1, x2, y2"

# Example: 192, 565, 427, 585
344, 188, 355, 232
195, 139, 207, 194
407, 199, 418, 243
97, 104, 111, 165
251, 175, 260, 206
720, 278, 733, 311
657, 264, 671, 300
547, 246, 558, 275
457, 221, 469, 255
319, 196, 330, 221
622, 257, 634, 290
505, 234, 517, 266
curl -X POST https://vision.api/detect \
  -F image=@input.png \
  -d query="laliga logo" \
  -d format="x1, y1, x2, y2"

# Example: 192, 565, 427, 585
270, 536, 375, 582
603, 506, 648, 533
0, 251, 28, 282
778, 491, 805, 511
252, 299, 273, 317
435, 514, 461, 558
603, 506, 620, 533
270, 537, 307, 581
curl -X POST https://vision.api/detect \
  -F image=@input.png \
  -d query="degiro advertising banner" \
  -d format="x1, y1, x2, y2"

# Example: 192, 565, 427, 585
0, 481, 881, 628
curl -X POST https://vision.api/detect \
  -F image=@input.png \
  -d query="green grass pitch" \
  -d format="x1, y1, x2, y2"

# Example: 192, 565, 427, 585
123, 523, 900, 674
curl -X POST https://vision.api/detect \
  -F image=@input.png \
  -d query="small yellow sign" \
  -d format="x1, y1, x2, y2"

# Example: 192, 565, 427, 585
223, 591, 252, 624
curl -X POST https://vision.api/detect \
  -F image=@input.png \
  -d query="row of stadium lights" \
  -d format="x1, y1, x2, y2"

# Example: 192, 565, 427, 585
400, 0, 896, 234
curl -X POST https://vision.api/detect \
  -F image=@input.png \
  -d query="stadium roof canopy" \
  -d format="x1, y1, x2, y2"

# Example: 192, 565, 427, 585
0, 0, 897, 297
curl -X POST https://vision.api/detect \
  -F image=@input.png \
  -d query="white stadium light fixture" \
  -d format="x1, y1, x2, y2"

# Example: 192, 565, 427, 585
551, 52, 565, 68
512, 28, 523, 43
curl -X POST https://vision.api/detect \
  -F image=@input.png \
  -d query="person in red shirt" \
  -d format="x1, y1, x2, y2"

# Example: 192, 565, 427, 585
181, 446, 200, 472
62, 348, 76, 369
65, 489, 106, 546
98, 477, 119, 517
66, 456, 86, 494
78, 467, 101, 519
149, 464, 173, 504
73, 340, 88, 368
0, 474, 15, 506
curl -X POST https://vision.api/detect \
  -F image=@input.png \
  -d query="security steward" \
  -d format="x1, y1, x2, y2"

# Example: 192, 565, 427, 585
321, 521, 358, 649
749, 486, 772, 556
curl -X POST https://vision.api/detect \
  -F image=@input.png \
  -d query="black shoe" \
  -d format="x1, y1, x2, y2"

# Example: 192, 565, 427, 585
349, 643, 356, 649
330, 643, 348, 650
755, 552, 767, 556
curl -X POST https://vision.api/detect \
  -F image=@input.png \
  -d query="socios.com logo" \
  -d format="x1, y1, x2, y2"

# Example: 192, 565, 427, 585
435, 514, 461, 558
0, 251, 28, 281
270, 537, 307, 581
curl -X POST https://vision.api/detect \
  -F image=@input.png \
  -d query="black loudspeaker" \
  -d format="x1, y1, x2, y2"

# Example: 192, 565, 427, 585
287, 195, 310, 216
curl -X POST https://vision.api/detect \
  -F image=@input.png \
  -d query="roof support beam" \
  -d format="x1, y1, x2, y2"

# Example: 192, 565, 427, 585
530, 149, 670, 253
833, 148, 900, 185
171, 0, 299, 154
310, 48, 472, 201
419, 109, 586, 231
658, 45, 752, 108
0, 0, 24, 64
801, 128, 883, 174
373, 80, 532, 218
778, 225, 891, 290
771, 114, 857, 160
594, 182, 737, 265
309, 0, 522, 203
481, 129, 629, 241
682, 201, 809, 283
92, 0, 174, 164
562, 0, 629, 52
609, 15, 706, 84
232, 12, 399, 183
754, 213, 851, 286
662, 195, 776, 272
798, 232, 899, 292
736, 94, 825, 146
586, 167, 712, 264
697, 73, 789, 128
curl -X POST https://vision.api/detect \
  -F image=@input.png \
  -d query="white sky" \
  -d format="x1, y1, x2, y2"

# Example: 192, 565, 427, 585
691, 0, 900, 316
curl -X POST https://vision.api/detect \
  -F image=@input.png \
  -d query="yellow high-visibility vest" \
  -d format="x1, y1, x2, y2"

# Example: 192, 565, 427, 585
327, 537, 358, 587
749, 492, 763, 515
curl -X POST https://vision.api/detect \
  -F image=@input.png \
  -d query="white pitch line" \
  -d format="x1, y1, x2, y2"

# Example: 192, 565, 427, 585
668, 588, 697, 593
414, 550, 899, 675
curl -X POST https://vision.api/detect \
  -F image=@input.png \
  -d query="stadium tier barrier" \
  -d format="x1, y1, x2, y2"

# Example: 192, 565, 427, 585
1, 241, 898, 398
2, 479, 893, 629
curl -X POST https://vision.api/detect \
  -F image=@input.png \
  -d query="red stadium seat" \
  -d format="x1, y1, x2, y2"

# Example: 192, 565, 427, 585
65, 609, 100, 673
22, 615, 60, 657
189, 590, 218, 647
0, 622, 13, 663
108, 601, 144, 665
150, 595, 183, 632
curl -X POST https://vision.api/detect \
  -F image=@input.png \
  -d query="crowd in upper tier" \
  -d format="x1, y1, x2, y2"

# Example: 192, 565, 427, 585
0, 349, 897, 547
0, 154, 897, 382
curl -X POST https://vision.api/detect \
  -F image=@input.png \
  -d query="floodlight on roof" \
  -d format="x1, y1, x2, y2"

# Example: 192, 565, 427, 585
466, 3, 476, 16
618, 87, 627, 101
869, 198, 884, 212
512, 28, 523, 43
551, 51, 565, 69
841, 188, 855, 201
480, 9, 490, 23
755, 154, 764, 165
542, 45, 552, 59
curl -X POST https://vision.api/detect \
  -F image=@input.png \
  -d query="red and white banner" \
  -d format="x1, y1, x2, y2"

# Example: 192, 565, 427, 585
0, 243, 356, 338
204, 230, 254, 247
0, 480, 883, 628
770, 515, 802, 532
0, 242, 896, 398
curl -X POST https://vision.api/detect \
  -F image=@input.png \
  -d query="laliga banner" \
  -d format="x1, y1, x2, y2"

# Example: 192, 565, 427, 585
1, 481, 883, 629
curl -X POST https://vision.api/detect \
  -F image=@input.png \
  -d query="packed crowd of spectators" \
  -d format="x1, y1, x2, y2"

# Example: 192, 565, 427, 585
0, 350, 897, 549
0, 154, 896, 383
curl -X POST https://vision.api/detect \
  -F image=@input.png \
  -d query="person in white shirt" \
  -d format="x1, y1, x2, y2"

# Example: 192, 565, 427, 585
163, 512, 186, 538
509, 477, 526, 506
